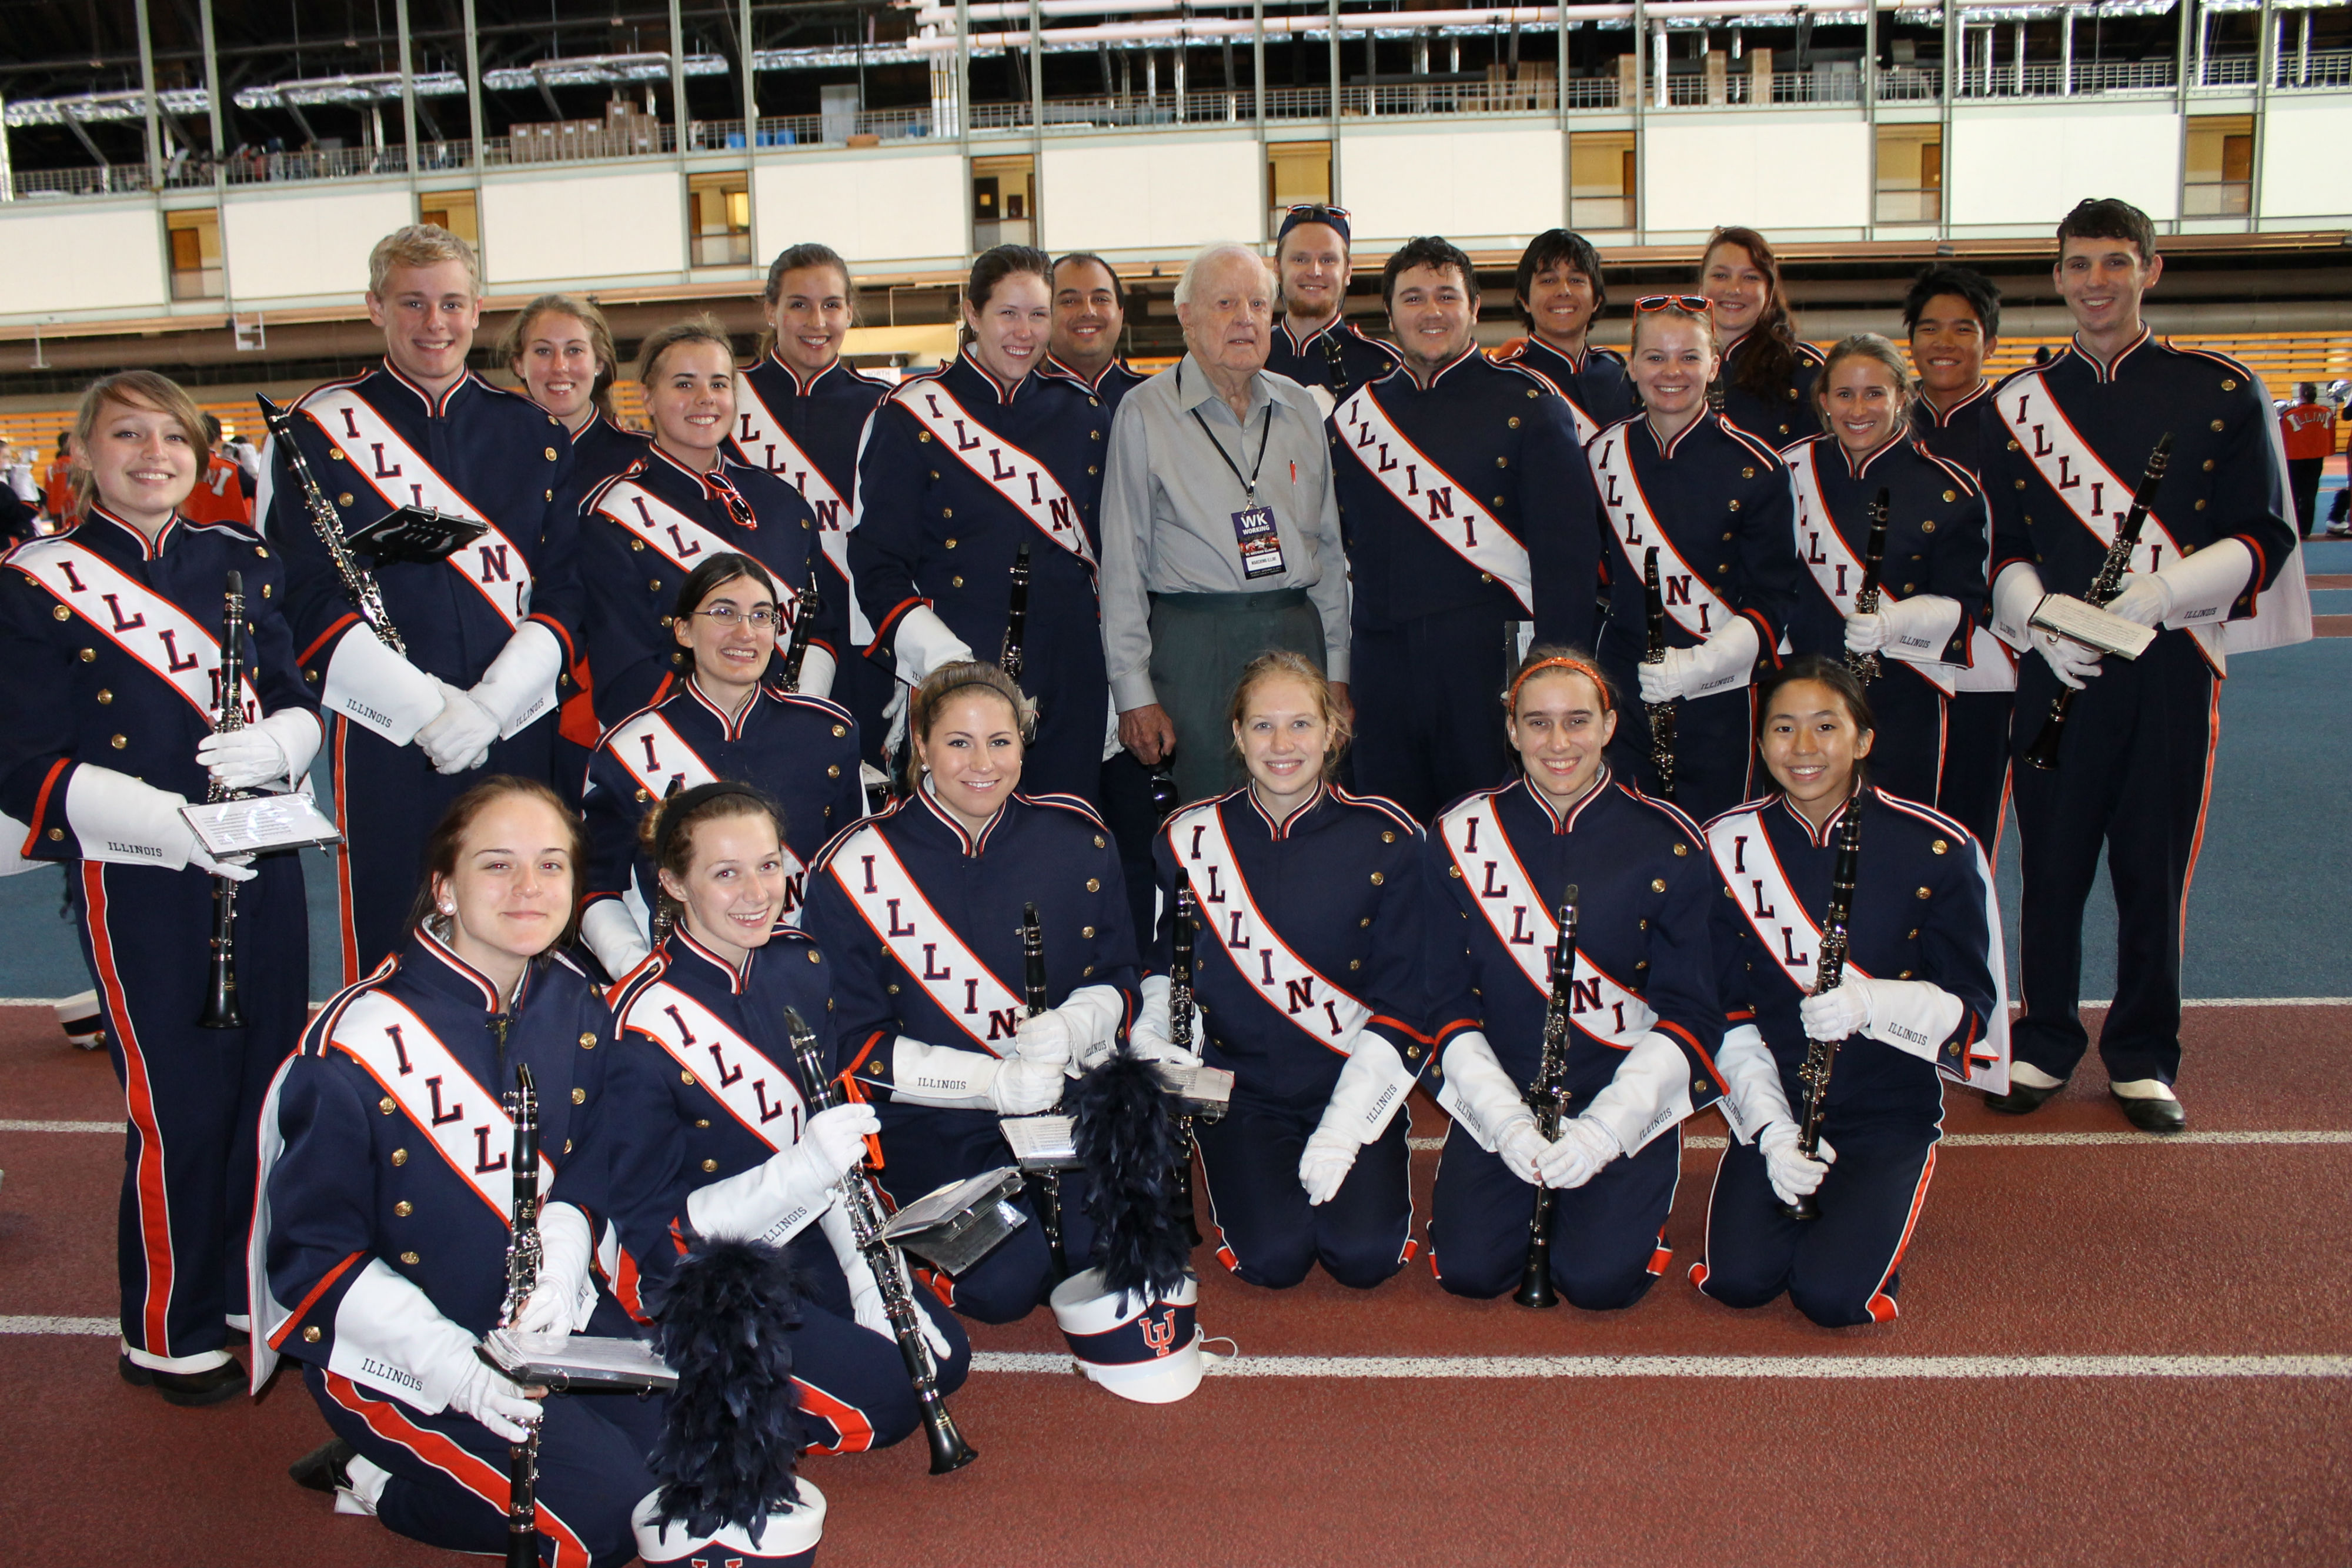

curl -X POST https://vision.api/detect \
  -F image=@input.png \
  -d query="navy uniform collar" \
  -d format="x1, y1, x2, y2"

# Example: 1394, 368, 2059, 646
1237, 781, 1330, 842
1772, 784, 1867, 848
1836, 432, 1909, 479
761, 352, 847, 397
1516, 336, 1592, 376
373, 359, 482, 419
1915, 379, 1991, 429
2067, 325, 2151, 384
1640, 409, 1717, 460
1512, 767, 1613, 834
1041, 355, 1131, 393
912, 776, 1013, 856
679, 673, 766, 740
1396, 343, 1483, 392
947, 353, 1037, 406
407, 927, 536, 1014
76, 504, 182, 561
646, 440, 745, 495
660, 924, 753, 994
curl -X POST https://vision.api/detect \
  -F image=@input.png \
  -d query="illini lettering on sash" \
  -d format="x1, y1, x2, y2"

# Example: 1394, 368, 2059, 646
1335, 387, 1532, 612
15, 540, 260, 723
897, 383, 1096, 566
1174, 802, 1371, 1050
833, 828, 1028, 1051
1589, 432, 1732, 640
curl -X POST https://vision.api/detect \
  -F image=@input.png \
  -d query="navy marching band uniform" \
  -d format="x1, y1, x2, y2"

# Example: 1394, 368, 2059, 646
252, 934, 658, 1567
578, 677, 863, 971
850, 358, 1113, 802
1692, 787, 2005, 1325
604, 923, 973, 1453
1, 507, 315, 1379
577, 445, 844, 731
1423, 772, 1726, 1305
1987, 332, 2298, 1096
1041, 354, 1150, 416
1716, 335, 1826, 450
552, 413, 652, 805
1150, 785, 1435, 1289
1332, 349, 1601, 821
1585, 410, 1804, 823
1492, 338, 1640, 445
1782, 431, 1988, 806
804, 785, 1139, 1322
265, 365, 580, 982
1267, 317, 1399, 412
729, 353, 896, 767
1910, 383, 2017, 852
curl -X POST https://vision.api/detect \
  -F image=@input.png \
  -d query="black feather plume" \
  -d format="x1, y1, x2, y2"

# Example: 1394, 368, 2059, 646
1073, 1048, 1192, 1300
646, 1237, 807, 1539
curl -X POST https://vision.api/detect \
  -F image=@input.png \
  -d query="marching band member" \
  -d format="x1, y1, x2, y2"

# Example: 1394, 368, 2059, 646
1334, 235, 1599, 823
579, 315, 843, 732
1, 371, 318, 1405
255, 778, 659, 1562
1903, 265, 2017, 854
850, 246, 1112, 803
1983, 199, 2301, 1132
1265, 205, 1399, 414
605, 781, 972, 1452
1138, 652, 1432, 1290
264, 224, 579, 982
804, 661, 1138, 1322
1589, 296, 1803, 823
1783, 333, 1987, 806
1422, 648, 1723, 1305
1699, 226, 1823, 447
730, 242, 896, 774
1692, 657, 2006, 1325
1495, 229, 1638, 441
1044, 252, 1150, 412
579, 553, 862, 977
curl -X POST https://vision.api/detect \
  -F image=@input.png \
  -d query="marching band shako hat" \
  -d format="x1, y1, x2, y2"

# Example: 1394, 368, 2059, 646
634, 1483, 825, 1568
1050, 1267, 1203, 1404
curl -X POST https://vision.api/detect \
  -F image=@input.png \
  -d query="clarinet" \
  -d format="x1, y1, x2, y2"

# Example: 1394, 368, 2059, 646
1167, 872, 1207, 1246
1846, 486, 1891, 686
1641, 547, 1678, 801
1786, 800, 1863, 1222
780, 1005, 979, 1475
198, 571, 250, 1030
256, 394, 406, 654
1513, 891, 1578, 1309
1019, 902, 1070, 1281
2023, 432, 2174, 771
1321, 323, 1354, 407
1000, 543, 1032, 684
778, 579, 822, 693
498, 1063, 544, 1568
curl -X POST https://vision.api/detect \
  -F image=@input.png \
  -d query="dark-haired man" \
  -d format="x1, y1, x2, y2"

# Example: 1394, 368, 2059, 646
1044, 252, 1150, 414
1329, 235, 1598, 821
1493, 229, 1636, 442
1902, 263, 2014, 854
1266, 205, 1399, 415
1984, 199, 2305, 1133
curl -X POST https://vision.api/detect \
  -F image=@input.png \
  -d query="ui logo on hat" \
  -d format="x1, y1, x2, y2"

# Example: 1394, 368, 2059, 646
1049, 1267, 1203, 1404
633, 1480, 824, 1568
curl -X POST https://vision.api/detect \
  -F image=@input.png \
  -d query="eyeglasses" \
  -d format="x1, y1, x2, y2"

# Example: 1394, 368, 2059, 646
1634, 295, 1712, 313
693, 604, 782, 629
1284, 203, 1352, 222
704, 470, 759, 533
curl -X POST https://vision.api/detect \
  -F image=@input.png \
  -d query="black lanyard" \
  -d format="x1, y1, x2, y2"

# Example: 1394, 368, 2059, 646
1183, 367, 1276, 500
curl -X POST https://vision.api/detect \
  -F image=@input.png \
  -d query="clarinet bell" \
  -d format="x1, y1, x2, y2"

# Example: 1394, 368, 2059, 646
1780, 1191, 1821, 1223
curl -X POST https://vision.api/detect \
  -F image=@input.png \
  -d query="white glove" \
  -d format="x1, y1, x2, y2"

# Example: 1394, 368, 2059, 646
2030, 615, 2105, 691
1989, 561, 2047, 651
988, 1053, 1065, 1115
1757, 1120, 1836, 1206
802, 1101, 881, 1177
1842, 611, 1890, 655
1802, 975, 1964, 1066
891, 604, 974, 687
196, 707, 322, 790
1578, 1031, 1698, 1156
1713, 1023, 1796, 1145
821, 1203, 952, 1359
1874, 593, 1964, 662
1435, 1031, 1539, 1162
1494, 1118, 1550, 1186
320, 625, 445, 745
64, 765, 253, 880
886, 1035, 1003, 1108
684, 1101, 878, 1247
1129, 975, 1203, 1067
1297, 1127, 1357, 1206
882, 681, 911, 758
1533, 1114, 1622, 1190
1636, 616, 1759, 703
447, 1357, 544, 1443
578, 898, 652, 979
1019, 984, 1126, 1074
2103, 574, 2171, 629
415, 680, 499, 774
2108, 537, 2252, 631
794, 644, 838, 700
467, 623, 564, 738
1799, 982, 1870, 1043
509, 1201, 594, 1339
1297, 1036, 1413, 1204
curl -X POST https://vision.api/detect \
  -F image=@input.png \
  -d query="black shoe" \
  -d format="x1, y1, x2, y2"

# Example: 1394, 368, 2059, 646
1984, 1078, 2064, 1115
118, 1353, 245, 1407
2112, 1091, 2186, 1134
290, 1439, 358, 1496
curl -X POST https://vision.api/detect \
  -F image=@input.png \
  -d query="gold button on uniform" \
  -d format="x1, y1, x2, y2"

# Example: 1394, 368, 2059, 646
47, 828, 62, 840
951, 576, 964, 588
379, 1096, 396, 1114
1349, 959, 1362, 971
96, 690, 112, 704
631, 538, 645, 551
695, 1118, 711, 1128
1922, 521, 1936, 534
1083, 925, 1095, 937
545, 447, 559, 461
2210, 419, 2224, 432
571, 1086, 586, 1104
827, 764, 841, 778
650, 579, 663, 591
392, 1148, 409, 1165
681, 1069, 697, 1084
394, 1201, 413, 1217
1743, 467, 1756, 479
580, 1032, 598, 1047
110, 734, 126, 749
1728, 500, 1740, 512
1942, 489, 1957, 503
1382, 831, 1396, 843
1673, 842, 1689, 856
1508, 416, 1522, 429
1370, 872, 1385, 885
400, 1251, 420, 1265
1652, 878, 1667, 892
303, 1325, 322, 1342
833, 724, 847, 737
1093, 835, 1107, 849
808, 950, 822, 963
1086, 878, 1101, 891
919, 431, 933, 443
945, 537, 957, 547
1917, 887, 1932, 899
1448, 865, 1463, 878
338, 492, 355, 507
1932, 839, 1949, 855
51, 605, 69, 621
79, 648, 95, 662
329, 449, 345, 461
702, 1158, 719, 1173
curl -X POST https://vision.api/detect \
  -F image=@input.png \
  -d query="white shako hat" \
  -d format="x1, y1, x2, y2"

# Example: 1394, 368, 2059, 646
634, 1481, 826, 1568
1048, 1266, 1203, 1404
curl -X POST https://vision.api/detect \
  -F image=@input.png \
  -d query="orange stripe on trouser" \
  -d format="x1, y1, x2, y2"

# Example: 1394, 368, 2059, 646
1864, 1145, 1938, 1325
793, 1377, 878, 1455
83, 862, 176, 1355
324, 1373, 594, 1568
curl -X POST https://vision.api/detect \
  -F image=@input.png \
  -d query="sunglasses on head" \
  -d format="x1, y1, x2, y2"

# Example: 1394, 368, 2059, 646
1634, 295, 1712, 313
1284, 203, 1352, 221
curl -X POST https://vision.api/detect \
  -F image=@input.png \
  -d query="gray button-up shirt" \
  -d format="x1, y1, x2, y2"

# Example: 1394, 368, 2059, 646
1098, 352, 1351, 711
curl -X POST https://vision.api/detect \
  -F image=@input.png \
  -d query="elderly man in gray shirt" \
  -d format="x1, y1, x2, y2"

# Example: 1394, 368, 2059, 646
1101, 242, 1353, 807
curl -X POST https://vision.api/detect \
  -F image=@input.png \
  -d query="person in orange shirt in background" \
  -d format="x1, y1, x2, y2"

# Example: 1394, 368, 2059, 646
2278, 382, 2335, 540
41, 430, 75, 527
179, 413, 253, 527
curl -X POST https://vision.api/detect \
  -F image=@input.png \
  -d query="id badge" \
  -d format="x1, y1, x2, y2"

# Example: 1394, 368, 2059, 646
1232, 503, 1285, 580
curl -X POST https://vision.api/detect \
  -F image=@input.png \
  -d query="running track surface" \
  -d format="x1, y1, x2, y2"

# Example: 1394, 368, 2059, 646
4, 1002, 2347, 1566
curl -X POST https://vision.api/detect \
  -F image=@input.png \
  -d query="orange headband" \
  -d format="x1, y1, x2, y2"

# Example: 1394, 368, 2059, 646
1508, 656, 1612, 713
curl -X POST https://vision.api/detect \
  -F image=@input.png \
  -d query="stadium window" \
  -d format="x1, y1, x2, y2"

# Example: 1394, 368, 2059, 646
689, 172, 753, 267
165, 209, 223, 302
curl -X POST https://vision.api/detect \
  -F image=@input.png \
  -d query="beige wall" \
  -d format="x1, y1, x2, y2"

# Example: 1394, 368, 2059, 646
1337, 124, 1566, 247
482, 168, 687, 286
1947, 107, 2182, 225
1643, 115, 1873, 233
1040, 133, 1263, 256
220, 186, 417, 305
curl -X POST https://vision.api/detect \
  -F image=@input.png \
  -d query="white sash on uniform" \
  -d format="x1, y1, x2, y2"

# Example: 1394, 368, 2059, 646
12, 538, 259, 723
1785, 444, 1957, 697
603, 706, 808, 923
732, 382, 873, 644
1335, 387, 1533, 613
302, 389, 537, 631
626, 981, 810, 1152
1171, 801, 1371, 1051
594, 477, 810, 646
1588, 427, 1741, 647
896, 380, 1096, 567
828, 825, 1025, 1054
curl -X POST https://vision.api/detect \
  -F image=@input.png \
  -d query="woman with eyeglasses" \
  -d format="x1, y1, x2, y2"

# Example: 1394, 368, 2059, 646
578, 551, 863, 979
1588, 296, 1805, 823
1699, 226, 1825, 448
576, 314, 847, 740
1782, 334, 1990, 807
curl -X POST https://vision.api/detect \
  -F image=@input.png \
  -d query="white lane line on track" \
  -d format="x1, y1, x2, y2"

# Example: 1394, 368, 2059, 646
1404, 1130, 2352, 1152
0, 1119, 123, 1134
0, 1316, 115, 1335
972, 1350, 2352, 1379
